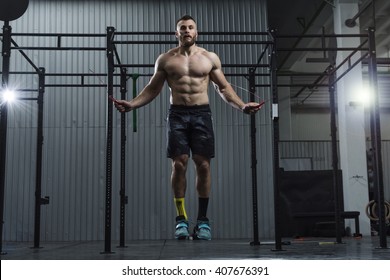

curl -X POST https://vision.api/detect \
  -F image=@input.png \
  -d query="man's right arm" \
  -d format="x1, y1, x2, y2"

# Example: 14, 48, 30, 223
114, 54, 167, 112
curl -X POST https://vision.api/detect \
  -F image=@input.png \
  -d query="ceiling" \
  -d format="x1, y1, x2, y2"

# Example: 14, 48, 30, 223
267, 0, 390, 109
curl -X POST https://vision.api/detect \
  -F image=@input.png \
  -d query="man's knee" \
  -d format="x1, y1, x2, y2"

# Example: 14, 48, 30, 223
193, 155, 211, 175
172, 155, 189, 173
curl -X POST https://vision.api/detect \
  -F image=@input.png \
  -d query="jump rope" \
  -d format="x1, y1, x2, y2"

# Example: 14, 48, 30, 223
109, 82, 271, 109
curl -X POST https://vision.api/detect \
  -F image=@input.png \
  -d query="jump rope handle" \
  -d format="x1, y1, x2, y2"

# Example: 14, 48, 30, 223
256, 100, 265, 108
109, 95, 119, 104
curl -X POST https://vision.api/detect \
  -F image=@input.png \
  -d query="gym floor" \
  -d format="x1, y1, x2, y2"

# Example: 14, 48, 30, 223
1, 236, 389, 260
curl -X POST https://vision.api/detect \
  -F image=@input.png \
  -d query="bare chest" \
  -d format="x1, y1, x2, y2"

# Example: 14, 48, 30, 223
164, 54, 213, 79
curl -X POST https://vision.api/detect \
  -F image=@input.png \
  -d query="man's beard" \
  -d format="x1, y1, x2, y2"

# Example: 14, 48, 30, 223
181, 36, 196, 47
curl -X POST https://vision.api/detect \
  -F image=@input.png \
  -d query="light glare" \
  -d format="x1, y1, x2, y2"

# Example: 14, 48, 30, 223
2, 89, 16, 103
355, 85, 372, 107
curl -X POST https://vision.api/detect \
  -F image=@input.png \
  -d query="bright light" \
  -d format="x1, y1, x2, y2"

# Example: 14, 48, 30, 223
2, 89, 16, 103
357, 85, 372, 106
350, 85, 372, 107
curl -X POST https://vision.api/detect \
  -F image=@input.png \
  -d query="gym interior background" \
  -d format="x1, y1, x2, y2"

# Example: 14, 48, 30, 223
0, 0, 389, 259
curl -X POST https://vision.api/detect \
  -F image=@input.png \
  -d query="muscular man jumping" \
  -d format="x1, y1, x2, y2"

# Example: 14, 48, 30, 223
113, 15, 261, 240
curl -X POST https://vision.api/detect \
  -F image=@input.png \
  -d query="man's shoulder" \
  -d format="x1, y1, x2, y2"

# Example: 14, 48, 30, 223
155, 49, 177, 66
200, 48, 218, 58
199, 48, 220, 66
165, 47, 180, 55
157, 48, 178, 61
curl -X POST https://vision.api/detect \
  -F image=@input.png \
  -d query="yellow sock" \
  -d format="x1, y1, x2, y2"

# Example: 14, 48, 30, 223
174, 198, 188, 220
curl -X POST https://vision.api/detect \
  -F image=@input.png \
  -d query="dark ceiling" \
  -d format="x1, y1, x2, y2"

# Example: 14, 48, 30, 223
267, 0, 390, 108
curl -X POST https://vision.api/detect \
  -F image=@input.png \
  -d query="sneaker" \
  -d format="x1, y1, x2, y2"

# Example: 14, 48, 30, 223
175, 215, 190, 240
193, 217, 211, 240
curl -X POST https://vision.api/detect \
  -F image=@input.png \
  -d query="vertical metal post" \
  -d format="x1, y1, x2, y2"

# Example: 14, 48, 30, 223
102, 26, 115, 254
269, 32, 283, 251
33, 68, 46, 248
367, 27, 388, 249
131, 74, 139, 132
0, 21, 11, 255
328, 64, 343, 244
248, 67, 260, 246
118, 67, 128, 248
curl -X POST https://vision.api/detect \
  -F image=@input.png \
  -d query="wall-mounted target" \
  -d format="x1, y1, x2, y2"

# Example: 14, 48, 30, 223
0, 0, 29, 22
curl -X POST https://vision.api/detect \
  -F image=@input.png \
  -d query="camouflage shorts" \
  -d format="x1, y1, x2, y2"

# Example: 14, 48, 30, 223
166, 104, 215, 159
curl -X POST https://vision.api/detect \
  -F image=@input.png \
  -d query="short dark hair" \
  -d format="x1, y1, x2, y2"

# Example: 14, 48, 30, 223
176, 15, 196, 26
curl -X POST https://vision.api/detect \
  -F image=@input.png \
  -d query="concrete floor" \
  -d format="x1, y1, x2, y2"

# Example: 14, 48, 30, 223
1, 236, 389, 260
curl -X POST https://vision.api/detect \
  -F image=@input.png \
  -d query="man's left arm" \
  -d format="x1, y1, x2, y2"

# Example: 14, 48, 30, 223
208, 52, 261, 114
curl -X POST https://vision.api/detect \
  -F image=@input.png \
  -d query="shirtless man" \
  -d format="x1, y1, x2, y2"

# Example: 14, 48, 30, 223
114, 15, 261, 240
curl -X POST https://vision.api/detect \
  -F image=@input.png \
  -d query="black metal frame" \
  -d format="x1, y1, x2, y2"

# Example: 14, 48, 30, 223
1, 26, 274, 253
107, 28, 273, 251
273, 30, 387, 248
0, 21, 11, 255
0, 19, 387, 255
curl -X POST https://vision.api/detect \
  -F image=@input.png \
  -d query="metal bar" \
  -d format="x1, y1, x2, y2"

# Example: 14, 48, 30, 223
270, 30, 283, 251
277, 72, 331, 76
275, 1, 329, 69
293, 40, 369, 103
115, 64, 270, 68
33, 68, 46, 249
113, 40, 272, 45
330, 52, 369, 87
102, 26, 115, 254
115, 31, 269, 36
12, 32, 106, 37
226, 73, 269, 77
277, 47, 369, 52
367, 27, 388, 249
328, 65, 343, 244
331, 40, 368, 75
18, 97, 39, 100
0, 21, 11, 255
257, 84, 328, 87
293, 70, 328, 98
11, 47, 106, 51
345, 0, 373, 27
44, 84, 120, 88
276, 33, 368, 39
1, 72, 267, 78
131, 75, 139, 133
248, 67, 260, 246
10, 39, 40, 73
9, 31, 268, 37
2, 72, 130, 77
113, 44, 122, 66
118, 67, 128, 248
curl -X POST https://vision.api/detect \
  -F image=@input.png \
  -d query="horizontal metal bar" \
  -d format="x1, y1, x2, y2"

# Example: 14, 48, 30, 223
277, 47, 369, 52
17, 82, 329, 90
256, 84, 329, 87
113, 40, 273, 45
362, 58, 390, 65
18, 97, 38, 100
4, 32, 365, 38
44, 84, 121, 88
11, 33, 106, 37
17, 89, 39, 92
1, 71, 147, 77
115, 64, 270, 68
276, 33, 368, 38
11, 47, 106, 51
115, 31, 269, 36
225, 73, 269, 77
277, 72, 329, 76
2, 71, 268, 78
